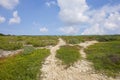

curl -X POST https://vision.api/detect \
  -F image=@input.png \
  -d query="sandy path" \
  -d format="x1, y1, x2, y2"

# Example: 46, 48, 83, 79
40, 39, 118, 80
79, 41, 98, 58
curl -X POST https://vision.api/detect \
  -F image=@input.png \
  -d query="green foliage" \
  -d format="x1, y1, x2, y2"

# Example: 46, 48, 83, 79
0, 49, 50, 80
23, 46, 35, 55
0, 42, 23, 51
61, 35, 120, 44
96, 35, 120, 42
85, 41, 120, 77
0, 36, 58, 50
67, 38, 80, 44
0, 36, 23, 50
56, 45, 81, 67
24, 36, 58, 47
61, 36, 97, 44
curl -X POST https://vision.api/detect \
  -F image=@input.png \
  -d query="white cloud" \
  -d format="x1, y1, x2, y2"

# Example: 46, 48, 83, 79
45, 1, 57, 7
81, 24, 105, 35
104, 22, 117, 30
59, 26, 79, 34
40, 27, 48, 32
0, 16, 6, 24
57, 0, 120, 35
0, 0, 19, 10
58, 0, 89, 24
88, 5, 120, 34
9, 11, 21, 24
104, 12, 120, 30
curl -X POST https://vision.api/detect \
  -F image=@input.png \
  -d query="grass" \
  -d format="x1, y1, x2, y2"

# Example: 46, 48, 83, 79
0, 48, 50, 80
56, 45, 81, 67
85, 41, 120, 77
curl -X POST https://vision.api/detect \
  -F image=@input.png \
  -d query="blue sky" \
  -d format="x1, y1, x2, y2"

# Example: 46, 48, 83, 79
0, 0, 120, 35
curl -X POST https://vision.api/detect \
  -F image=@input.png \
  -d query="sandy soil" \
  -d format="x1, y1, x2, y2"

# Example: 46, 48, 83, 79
79, 41, 98, 58
0, 45, 52, 58
40, 39, 119, 80
0, 49, 23, 58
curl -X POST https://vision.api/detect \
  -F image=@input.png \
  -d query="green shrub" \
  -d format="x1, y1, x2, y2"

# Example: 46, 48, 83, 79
23, 46, 35, 55
0, 42, 23, 50
85, 41, 120, 77
25, 36, 58, 47
56, 45, 81, 67
0, 49, 50, 80
68, 38, 80, 44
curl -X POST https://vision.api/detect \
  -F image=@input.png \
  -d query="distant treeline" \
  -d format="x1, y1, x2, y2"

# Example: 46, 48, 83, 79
0, 33, 12, 36
0, 33, 5, 36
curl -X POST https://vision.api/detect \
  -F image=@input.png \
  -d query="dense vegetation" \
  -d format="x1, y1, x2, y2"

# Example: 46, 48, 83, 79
61, 35, 120, 44
0, 48, 50, 80
0, 36, 58, 50
25, 36, 58, 47
56, 45, 80, 67
85, 41, 120, 77
0, 36, 23, 50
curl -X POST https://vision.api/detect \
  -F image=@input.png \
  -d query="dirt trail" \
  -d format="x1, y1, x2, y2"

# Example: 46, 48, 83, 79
40, 39, 118, 80
79, 41, 98, 58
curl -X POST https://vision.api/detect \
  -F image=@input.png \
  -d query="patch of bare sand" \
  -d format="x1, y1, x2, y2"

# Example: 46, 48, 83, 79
0, 49, 23, 58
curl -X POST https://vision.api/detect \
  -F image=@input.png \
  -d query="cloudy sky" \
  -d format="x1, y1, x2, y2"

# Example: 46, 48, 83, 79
0, 0, 120, 35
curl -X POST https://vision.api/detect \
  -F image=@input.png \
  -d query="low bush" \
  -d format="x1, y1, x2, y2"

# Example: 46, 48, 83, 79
0, 49, 50, 80
56, 45, 81, 67
0, 42, 23, 50
85, 41, 120, 77
23, 46, 35, 55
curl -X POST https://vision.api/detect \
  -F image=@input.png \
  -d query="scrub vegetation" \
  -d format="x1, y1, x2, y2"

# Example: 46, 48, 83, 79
56, 45, 81, 67
0, 36, 58, 50
0, 34, 120, 79
61, 35, 120, 44
0, 48, 50, 80
85, 41, 120, 77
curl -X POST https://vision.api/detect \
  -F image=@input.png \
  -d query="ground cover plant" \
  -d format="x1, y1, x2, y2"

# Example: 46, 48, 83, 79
25, 36, 58, 47
0, 36, 58, 50
61, 35, 120, 44
0, 36, 23, 50
85, 41, 120, 77
56, 45, 81, 67
0, 48, 50, 80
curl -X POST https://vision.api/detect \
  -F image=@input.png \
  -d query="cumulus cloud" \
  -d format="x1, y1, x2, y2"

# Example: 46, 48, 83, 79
58, 0, 89, 24
45, 1, 57, 7
40, 27, 48, 32
59, 26, 79, 34
81, 24, 105, 35
58, 0, 120, 35
0, 16, 6, 24
88, 5, 120, 34
104, 11, 120, 30
9, 11, 21, 24
0, 0, 19, 10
